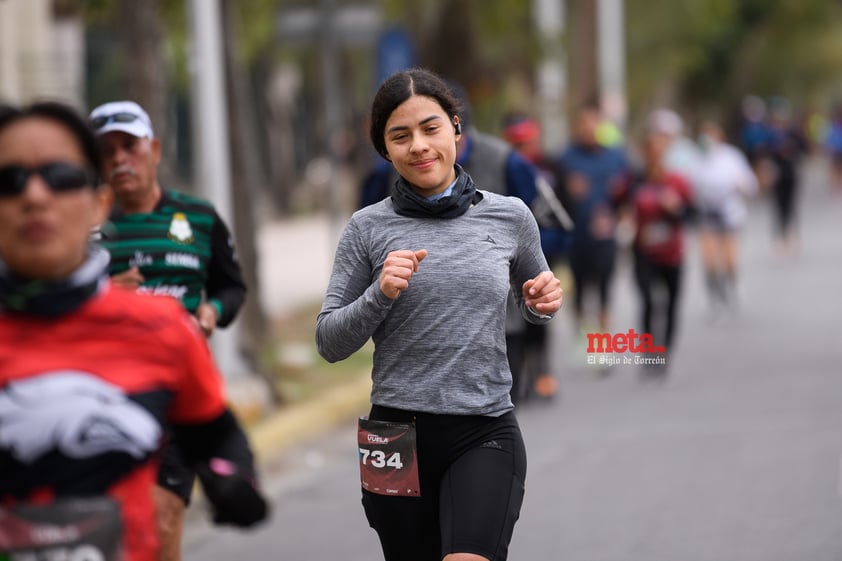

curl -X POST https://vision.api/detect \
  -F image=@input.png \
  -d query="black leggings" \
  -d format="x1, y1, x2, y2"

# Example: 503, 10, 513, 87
633, 251, 682, 351
361, 405, 527, 561
569, 242, 616, 318
772, 177, 798, 239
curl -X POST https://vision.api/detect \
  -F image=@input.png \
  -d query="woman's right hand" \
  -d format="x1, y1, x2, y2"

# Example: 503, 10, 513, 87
379, 249, 427, 299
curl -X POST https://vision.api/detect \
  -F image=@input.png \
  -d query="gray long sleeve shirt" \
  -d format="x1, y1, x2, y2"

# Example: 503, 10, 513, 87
316, 191, 553, 416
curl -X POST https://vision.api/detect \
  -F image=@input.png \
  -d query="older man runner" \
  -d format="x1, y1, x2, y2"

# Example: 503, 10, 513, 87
89, 100, 247, 561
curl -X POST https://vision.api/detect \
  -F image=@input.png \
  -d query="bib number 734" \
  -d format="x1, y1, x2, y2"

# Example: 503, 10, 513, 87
357, 418, 420, 497
359, 448, 405, 469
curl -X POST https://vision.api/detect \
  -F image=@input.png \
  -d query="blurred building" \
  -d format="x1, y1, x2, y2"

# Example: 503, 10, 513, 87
0, 0, 85, 107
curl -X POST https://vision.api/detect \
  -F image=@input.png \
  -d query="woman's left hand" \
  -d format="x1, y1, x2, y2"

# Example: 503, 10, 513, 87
522, 271, 563, 315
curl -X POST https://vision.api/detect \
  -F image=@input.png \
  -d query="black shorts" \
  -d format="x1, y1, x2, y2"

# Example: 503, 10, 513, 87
157, 430, 196, 505
361, 405, 527, 561
697, 209, 736, 233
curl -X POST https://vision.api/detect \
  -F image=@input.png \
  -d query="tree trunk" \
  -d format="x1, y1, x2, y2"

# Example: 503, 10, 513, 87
220, 0, 278, 403
116, 0, 179, 188
568, 0, 599, 110
260, 57, 299, 217
422, 0, 483, 86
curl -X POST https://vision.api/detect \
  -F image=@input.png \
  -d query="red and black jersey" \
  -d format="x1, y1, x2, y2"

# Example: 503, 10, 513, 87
0, 284, 226, 561
614, 171, 694, 266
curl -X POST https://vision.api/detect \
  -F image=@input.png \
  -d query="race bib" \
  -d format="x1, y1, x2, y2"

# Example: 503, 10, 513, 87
357, 417, 421, 497
0, 497, 122, 561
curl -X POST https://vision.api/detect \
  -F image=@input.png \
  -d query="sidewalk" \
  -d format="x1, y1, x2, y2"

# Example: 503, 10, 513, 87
235, 212, 372, 463
256, 213, 339, 319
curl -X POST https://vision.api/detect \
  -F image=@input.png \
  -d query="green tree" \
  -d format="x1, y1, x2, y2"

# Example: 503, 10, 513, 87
381, 0, 538, 132
626, 0, 842, 128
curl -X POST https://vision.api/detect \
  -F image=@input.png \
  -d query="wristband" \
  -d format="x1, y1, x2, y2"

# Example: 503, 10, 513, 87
527, 305, 553, 320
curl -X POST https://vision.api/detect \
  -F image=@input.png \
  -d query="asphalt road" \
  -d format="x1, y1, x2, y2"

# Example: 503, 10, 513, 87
185, 158, 842, 560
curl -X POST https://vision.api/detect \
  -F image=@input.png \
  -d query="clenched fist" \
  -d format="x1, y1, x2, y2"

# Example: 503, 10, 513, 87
522, 270, 563, 315
379, 249, 428, 300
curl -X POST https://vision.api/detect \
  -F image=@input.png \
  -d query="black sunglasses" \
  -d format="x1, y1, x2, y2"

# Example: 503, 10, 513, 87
89, 112, 141, 131
0, 162, 97, 197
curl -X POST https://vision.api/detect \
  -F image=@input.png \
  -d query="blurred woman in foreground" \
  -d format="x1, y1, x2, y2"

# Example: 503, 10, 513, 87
0, 101, 267, 561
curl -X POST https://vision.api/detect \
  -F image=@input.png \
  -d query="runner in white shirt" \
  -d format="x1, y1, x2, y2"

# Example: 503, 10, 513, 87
691, 120, 758, 317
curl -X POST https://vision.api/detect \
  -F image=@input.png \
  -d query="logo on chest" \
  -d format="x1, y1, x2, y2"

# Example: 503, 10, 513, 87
0, 372, 160, 463
168, 212, 194, 244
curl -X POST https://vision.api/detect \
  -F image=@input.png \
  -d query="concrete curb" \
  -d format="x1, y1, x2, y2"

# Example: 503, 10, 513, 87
245, 371, 372, 462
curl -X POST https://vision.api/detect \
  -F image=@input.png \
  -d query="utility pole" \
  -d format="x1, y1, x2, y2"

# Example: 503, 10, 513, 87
532, 0, 568, 152
597, 0, 627, 132
186, 0, 246, 379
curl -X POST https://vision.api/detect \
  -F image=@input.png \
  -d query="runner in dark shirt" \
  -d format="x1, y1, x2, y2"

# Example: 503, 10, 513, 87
614, 128, 694, 375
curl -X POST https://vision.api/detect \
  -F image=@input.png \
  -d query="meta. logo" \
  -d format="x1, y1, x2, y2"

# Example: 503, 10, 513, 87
586, 329, 666, 354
